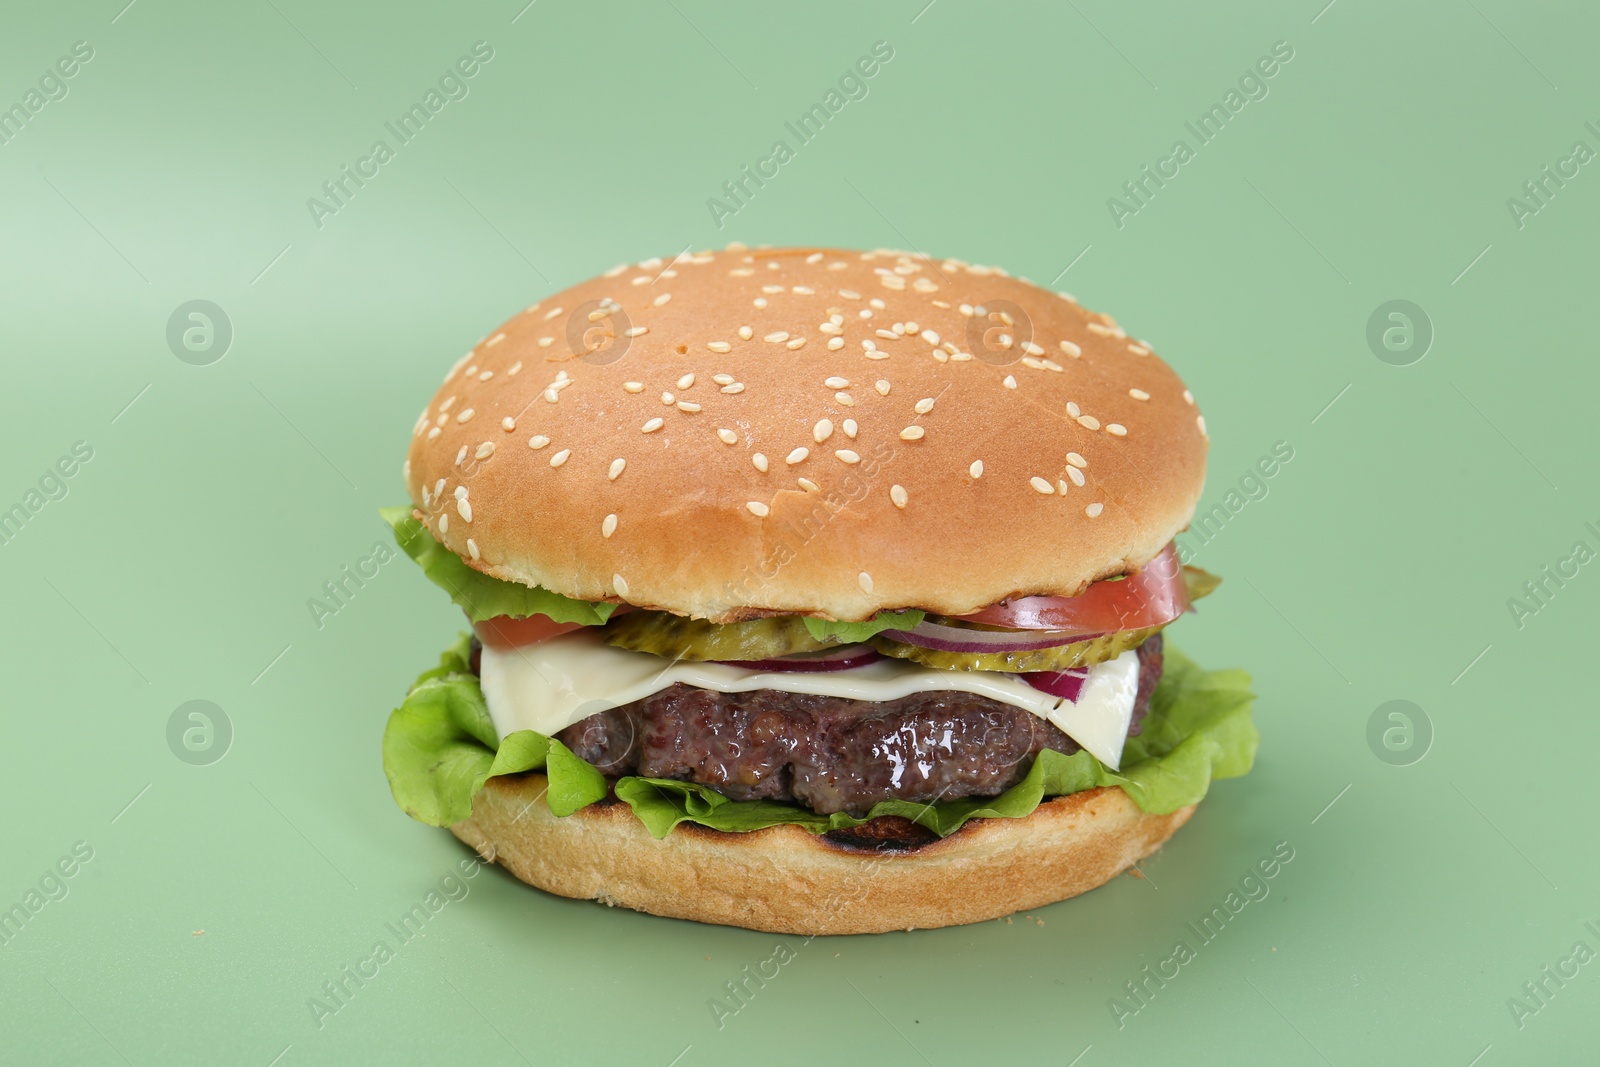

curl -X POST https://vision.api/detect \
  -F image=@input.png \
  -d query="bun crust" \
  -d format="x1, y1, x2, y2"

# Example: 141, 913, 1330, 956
450, 774, 1196, 934
405, 247, 1208, 622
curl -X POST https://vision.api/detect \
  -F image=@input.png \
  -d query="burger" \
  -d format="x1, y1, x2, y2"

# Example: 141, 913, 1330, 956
380, 245, 1257, 935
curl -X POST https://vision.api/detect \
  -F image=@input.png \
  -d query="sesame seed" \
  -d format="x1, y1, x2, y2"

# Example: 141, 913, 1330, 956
1184, 390, 1195, 405
746, 501, 770, 517
641, 418, 664, 433
609, 458, 626, 480
1003, 375, 1017, 389
875, 380, 891, 396
486, 332, 506, 347
549, 449, 571, 467
653, 292, 672, 306
762, 285, 784, 294
738, 326, 754, 340
814, 419, 834, 443
454, 485, 468, 501
835, 392, 855, 406
835, 450, 860, 464
921, 330, 941, 345
529, 435, 550, 450
890, 484, 908, 508
501, 417, 516, 432
899, 426, 925, 441
1128, 344, 1150, 356
455, 446, 468, 465
1021, 341, 1044, 356
1031, 477, 1056, 495
970, 460, 984, 478
1077, 415, 1101, 431
865, 351, 889, 360
1129, 388, 1150, 401
464, 366, 477, 377
630, 275, 650, 286
786, 447, 809, 464
624, 326, 648, 338
434, 479, 446, 497
1197, 415, 1208, 436
718, 428, 738, 444
840, 289, 861, 299
708, 341, 732, 353
427, 428, 440, 440
544, 389, 560, 403
875, 329, 898, 341
475, 442, 495, 460
1022, 357, 1047, 371
439, 513, 449, 533
467, 538, 479, 560
1066, 402, 1081, 418
826, 336, 845, 351
786, 337, 807, 350
842, 419, 858, 438
914, 397, 935, 414
1066, 452, 1087, 468
624, 382, 644, 393
825, 376, 850, 389
677, 373, 695, 389
713, 373, 735, 385
539, 337, 553, 348
508, 361, 522, 375
1106, 423, 1127, 437
857, 572, 874, 593
456, 408, 475, 423
798, 477, 820, 492
1087, 322, 1119, 337
904, 320, 919, 333
820, 322, 842, 335
1066, 466, 1085, 487
679, 401, 703, 413
543, 307, 564, 321
764, 331, 789, 343
457, 498, 473, 521
613, 574, 630, 597
1058, 480, 1070, 495
754, 298, 768, 309
752, 453, 769, 473
1086, 503, 1104, 518
478, 370, 494, 381
721, 383, 745, 394
600, 514, 618, 538
1042, 359, 1064, 372
1059, 340, 1082, 358
660, 392, 676, 406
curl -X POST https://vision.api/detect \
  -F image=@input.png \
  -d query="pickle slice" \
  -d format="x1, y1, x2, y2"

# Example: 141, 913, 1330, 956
870, 625, 1161, 673
603, 611, 835, 661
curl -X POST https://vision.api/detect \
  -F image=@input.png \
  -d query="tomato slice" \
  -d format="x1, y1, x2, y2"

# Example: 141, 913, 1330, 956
472, 614, 587, 649
950, 543, 1191, 632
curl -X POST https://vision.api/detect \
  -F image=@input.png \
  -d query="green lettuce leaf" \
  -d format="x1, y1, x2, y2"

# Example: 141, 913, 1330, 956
802, 608, 926, 644
380, 506, 614, 624
383, 636, 1256, 835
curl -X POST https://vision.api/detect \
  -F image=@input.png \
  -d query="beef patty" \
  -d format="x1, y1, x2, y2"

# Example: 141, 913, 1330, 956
540, 634, 1164, 816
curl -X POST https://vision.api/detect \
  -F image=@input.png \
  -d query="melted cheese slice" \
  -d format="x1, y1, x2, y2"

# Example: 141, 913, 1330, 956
479, 630, 1141, 769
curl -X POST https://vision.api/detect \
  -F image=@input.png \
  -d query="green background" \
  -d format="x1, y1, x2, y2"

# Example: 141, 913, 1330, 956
2, 0, 1595, 1063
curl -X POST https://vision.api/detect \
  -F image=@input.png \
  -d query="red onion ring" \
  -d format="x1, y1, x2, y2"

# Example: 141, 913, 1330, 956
716, 644, 883, 672
1023, 668, 1089, 701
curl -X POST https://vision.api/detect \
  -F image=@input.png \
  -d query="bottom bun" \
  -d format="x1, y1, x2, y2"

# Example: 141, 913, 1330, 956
450, 774, 1196, 934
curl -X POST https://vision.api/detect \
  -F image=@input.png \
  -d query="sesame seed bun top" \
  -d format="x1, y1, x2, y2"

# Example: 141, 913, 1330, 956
403, 246, 1208, 623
